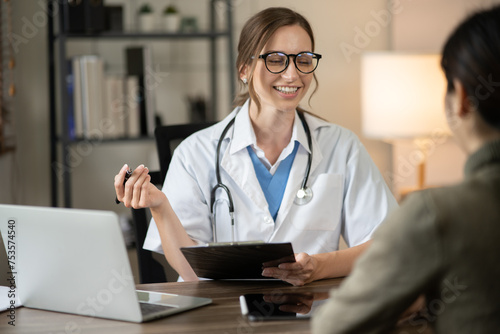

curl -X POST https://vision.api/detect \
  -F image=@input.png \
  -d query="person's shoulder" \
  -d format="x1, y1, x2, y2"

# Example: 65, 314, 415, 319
400, 185, 459, 217
397, 178, 492, 235
422, 174, 494, 206
422, 172, 500, 219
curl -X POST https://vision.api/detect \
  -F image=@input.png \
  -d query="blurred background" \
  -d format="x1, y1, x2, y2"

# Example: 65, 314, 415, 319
2, 0, 499, 215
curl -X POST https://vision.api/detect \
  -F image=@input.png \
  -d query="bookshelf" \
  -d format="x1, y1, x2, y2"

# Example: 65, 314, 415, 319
47, 0, 236, 208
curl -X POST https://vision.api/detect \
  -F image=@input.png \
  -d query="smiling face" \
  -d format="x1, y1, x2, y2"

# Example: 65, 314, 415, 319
242, 25, 314, 115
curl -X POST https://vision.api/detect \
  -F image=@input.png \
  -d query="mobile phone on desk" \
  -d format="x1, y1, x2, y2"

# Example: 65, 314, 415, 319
240, 292, 327, 321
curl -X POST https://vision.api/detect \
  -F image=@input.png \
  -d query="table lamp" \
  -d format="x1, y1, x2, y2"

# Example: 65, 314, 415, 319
361, 52, 449, 195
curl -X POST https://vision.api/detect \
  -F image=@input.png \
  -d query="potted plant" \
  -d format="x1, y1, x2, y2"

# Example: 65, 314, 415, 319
163, 4, 180, 32
138, 3, 155, 32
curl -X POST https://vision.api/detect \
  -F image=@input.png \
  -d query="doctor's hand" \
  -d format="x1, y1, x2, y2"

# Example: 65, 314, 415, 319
114, 164, 166, 209
261, 252, 317, 287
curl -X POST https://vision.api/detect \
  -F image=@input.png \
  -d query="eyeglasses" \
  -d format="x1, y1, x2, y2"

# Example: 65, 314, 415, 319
258, 51, 322, 74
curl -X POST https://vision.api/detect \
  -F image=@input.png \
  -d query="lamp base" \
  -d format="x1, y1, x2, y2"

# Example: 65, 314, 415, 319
398, 158, 426, 202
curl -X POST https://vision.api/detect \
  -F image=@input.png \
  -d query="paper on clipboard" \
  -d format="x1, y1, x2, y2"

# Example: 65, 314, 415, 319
180, 242, 295, 279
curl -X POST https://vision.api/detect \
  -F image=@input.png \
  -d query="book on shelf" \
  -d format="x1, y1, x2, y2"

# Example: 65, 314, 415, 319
59, 0, 105, 33
102, 74, 141, 138
68, 55, 142, 140
60, 0, 85, 33
125, 46, 156, 137
70, 55, 105, 139
83, 56, 105, 138
103, 75, 126, 138
65, 59, 76, 140
125, 76, 141, 137
70, 57, 83, 138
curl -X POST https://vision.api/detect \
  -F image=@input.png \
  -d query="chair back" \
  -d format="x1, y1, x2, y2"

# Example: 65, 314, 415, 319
155, 122, 215, 183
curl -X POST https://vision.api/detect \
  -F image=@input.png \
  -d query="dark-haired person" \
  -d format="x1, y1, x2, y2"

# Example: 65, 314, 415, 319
114, 7, 397, 286
312, 5, 500, 333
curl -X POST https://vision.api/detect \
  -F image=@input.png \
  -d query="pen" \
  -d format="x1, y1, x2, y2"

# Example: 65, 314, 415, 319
115, 169, 132, 204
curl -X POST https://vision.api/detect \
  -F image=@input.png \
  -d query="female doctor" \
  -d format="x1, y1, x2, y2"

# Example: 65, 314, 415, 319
114, 7, 398, 286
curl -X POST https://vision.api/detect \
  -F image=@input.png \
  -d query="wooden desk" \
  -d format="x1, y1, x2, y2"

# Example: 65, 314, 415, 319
0, 279, 433, 334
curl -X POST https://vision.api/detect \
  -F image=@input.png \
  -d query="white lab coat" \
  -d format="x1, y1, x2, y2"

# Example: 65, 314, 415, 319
144, 100, 398, 256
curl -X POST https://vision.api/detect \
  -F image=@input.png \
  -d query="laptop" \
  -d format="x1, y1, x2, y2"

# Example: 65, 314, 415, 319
0, 204, 211, 323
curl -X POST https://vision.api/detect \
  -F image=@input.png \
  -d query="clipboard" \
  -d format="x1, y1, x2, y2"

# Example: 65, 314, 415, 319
180, 242, 295, 279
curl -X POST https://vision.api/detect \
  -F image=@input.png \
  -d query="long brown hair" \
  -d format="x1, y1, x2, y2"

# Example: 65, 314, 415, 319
233, 7, 319, 113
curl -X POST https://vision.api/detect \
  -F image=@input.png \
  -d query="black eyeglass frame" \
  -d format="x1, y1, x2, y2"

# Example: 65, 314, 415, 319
257, 51, 322, 74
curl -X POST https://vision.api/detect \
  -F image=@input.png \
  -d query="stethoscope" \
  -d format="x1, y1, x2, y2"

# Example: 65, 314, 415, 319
209, 111, 313, 243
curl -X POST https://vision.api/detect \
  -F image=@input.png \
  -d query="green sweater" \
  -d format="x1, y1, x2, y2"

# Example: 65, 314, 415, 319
312, 140, 500, 334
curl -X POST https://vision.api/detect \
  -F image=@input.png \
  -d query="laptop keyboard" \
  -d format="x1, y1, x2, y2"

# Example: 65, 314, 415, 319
140, 302, 176, 316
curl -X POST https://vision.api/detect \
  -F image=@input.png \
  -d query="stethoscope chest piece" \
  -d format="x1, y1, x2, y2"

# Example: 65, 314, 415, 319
294, 186, 313, 205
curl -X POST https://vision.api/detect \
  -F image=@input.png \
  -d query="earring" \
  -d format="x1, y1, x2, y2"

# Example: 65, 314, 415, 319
242, 78, 247, 84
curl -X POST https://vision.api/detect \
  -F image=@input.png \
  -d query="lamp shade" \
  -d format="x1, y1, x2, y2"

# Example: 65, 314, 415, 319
361, 52, 449, 140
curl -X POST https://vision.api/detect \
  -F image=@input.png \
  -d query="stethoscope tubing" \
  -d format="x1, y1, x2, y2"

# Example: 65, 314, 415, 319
210, 111, 312, 243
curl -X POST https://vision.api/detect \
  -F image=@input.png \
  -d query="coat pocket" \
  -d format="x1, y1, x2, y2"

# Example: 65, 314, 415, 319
288, 173, 344, 231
